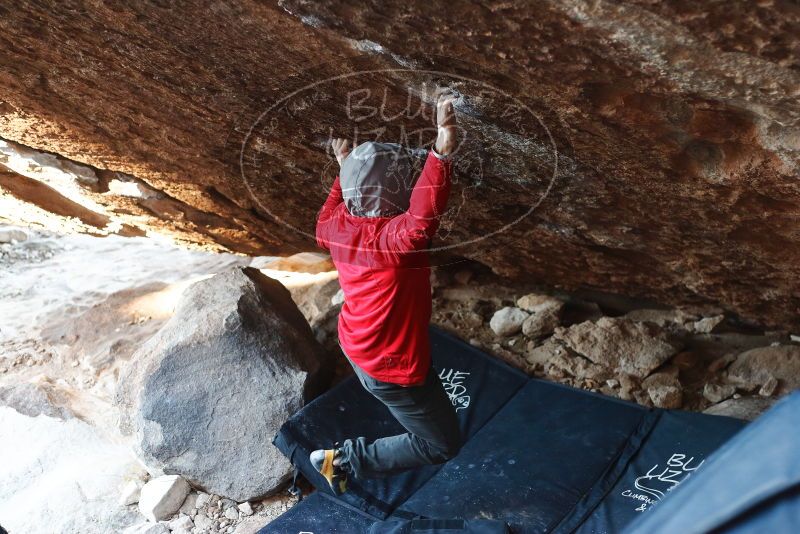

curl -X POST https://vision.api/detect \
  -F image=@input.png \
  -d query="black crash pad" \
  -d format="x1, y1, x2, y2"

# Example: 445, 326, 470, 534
265, 327, 747, 533
370, 519, 511, 533
273, 327, 529, 518
623, 391, 800, 534
392, 379, 649, 532
566, 409, 745, 533
258, 492, 375, 533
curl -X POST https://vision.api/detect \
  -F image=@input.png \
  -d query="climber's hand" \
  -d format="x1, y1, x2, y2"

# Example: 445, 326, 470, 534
331, 138, 351, 167
435, 94, 457, 156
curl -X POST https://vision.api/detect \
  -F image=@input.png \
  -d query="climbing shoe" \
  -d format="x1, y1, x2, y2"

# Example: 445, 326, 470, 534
309, 448, 348, 495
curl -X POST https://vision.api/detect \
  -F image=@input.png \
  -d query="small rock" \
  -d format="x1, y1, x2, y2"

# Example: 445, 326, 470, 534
703, 383, 736, 404
194, 511, 213, 530
179, 493, 198, 515
224, 506, 239, 520
643, 372, 683, 409
642, 371, 680, 390
330, 288, 345, 306
119, 479, 144, 506
138, 475, 191, 522
489, 307, 529, 337
605, 379, 620, 388
618, 374, 639, 401
232, 515, 268, 534
169, 515, 194, 531
516, 293, 561, 313
219, 498, 237, 510
195, 492, 210, 508
759, 376, 779, 397
237, 502, 253, 516
521, 302, 562, 339
648, 385, 682, 409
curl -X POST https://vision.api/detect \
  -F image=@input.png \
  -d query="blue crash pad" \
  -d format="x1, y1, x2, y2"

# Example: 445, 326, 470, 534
392, 379, 649, 532
273, 327, 529, 519
258, 492, 375, 533
261, 327, 751, 533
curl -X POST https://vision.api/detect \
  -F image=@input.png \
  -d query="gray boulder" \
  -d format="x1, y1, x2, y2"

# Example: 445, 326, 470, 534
553, 317, 682, 378
115, 267, 332, 502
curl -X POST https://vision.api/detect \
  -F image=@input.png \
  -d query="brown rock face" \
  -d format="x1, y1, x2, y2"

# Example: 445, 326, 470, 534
1, 2, 799, 328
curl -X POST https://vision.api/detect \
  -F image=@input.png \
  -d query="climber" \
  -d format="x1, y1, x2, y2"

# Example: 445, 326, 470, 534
310, 94, 461, 494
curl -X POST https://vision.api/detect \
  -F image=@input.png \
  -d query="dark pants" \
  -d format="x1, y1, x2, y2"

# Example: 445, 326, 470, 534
339, 351, 462, 479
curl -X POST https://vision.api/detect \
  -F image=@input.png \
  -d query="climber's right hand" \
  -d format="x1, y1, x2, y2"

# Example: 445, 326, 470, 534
331, 138, 351, 167
435, 95, 457, 156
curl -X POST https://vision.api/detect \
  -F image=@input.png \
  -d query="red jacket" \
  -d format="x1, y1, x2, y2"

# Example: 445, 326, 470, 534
316, 151, 452, 386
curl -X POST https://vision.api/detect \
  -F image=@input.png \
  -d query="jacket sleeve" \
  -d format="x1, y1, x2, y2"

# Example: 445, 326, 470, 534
315, 175, 343, 250
384, 151, 453, 252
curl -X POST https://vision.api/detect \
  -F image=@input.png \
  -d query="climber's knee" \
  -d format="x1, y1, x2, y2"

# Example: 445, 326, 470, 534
427, 433, 462, 464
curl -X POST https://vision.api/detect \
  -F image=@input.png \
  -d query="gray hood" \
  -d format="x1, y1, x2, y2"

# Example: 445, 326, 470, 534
339, 141, 427, 217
